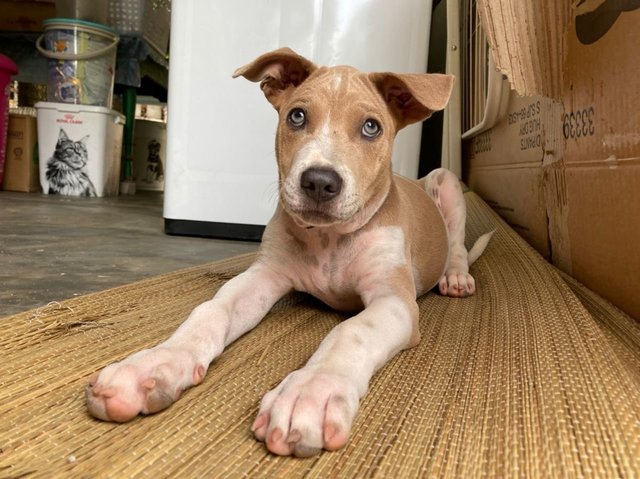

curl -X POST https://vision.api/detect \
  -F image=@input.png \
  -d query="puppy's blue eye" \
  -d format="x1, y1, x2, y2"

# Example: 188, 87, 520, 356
288, 108, 306, 128
362, 119, 381, 138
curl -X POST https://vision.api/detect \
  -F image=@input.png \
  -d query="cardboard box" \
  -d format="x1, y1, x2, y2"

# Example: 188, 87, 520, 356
558, 7, 640, 320
2, 112, 39, 192
464, 93, 563, 258
0, 1, 56, 32
466, 4, 640, 320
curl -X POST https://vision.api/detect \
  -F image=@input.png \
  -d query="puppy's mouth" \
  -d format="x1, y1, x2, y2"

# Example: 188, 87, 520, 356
293, 208, 340, 226
280, 190, 358, 227
282, 201, 343, 227
279, 164, 362, 227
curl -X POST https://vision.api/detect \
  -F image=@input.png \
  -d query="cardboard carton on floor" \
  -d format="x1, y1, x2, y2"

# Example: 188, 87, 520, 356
558, 7, 640, 319
464, 93, 563, 259
0, 0, 56, 32
3, 111, 39, 192
466, 2, 640, 319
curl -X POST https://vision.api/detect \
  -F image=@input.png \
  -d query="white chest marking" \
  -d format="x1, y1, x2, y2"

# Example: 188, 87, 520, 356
288, 226, 407, 309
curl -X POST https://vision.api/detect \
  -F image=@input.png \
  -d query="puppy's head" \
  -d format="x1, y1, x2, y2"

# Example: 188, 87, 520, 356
234, 48, 453, 230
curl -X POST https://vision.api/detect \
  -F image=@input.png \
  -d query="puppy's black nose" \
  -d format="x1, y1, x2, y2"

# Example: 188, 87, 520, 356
300, 167, 343, 202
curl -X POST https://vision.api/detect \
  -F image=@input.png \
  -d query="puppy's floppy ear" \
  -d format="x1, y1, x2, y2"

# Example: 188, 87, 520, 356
369, 72, 455, 130
233, 47, 317, 110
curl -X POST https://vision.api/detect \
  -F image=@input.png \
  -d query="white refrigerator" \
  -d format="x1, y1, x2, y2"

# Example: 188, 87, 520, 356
164, 0, 433, 240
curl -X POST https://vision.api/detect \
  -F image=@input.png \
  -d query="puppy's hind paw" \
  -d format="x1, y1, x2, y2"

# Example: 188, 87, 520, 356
439, 271, 476, 297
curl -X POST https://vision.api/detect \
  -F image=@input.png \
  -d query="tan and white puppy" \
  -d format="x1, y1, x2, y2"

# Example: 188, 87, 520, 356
86, 48, 492, 457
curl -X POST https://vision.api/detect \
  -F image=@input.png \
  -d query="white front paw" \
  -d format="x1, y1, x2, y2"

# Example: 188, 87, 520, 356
252, 368, 360, 457
86, 347, 206, 422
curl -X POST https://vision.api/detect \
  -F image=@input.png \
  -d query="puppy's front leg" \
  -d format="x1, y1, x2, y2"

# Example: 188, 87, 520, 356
253, 285, 418, 457
86, 262, 291, 422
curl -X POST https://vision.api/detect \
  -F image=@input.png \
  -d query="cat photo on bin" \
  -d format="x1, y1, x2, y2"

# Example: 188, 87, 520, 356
145, 138, 164, 184
45, 127, 97, 197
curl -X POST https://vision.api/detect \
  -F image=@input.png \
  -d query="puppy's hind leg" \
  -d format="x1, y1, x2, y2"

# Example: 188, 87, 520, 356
424, 168, 475, 297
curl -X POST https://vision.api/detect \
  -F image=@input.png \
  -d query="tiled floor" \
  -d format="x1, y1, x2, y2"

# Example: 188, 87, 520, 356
0, 191, 259, 316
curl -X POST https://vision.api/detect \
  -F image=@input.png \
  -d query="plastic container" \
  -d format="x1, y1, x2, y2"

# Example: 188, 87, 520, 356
54, 0, 109, 24
36, 101, 125, 197
36, 19, 119, 107
0, 54, 19, 186
133, 118, 165, 191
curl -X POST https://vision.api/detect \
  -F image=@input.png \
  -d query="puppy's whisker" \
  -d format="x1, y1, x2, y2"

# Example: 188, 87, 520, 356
265, 180, 280, 204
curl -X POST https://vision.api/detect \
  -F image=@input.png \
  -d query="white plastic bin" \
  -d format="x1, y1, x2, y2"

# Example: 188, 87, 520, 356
164, 0, 433, 240
36, 101, 125, 197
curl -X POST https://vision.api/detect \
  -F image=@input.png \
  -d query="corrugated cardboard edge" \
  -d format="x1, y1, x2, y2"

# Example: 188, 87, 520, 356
540, 101, 571, 273
477, 0, 571, 99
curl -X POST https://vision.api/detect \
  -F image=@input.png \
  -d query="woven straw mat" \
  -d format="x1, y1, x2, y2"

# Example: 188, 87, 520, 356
1, 192, 639, 478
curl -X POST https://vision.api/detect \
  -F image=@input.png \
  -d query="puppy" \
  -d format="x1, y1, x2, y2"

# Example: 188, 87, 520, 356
86, 48, 492, 458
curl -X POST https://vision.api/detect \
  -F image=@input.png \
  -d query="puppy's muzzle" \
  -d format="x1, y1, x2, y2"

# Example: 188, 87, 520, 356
300, 167, 343, 202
